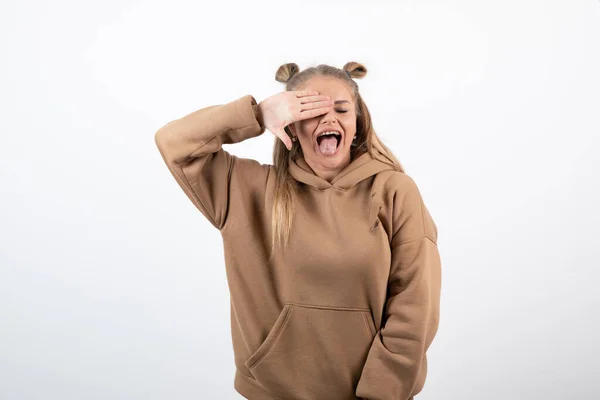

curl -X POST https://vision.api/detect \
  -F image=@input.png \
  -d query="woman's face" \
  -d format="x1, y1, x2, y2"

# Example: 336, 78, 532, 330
289, 76, 357, 174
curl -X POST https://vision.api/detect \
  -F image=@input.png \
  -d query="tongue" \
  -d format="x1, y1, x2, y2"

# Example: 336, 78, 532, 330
318, 137, 338, 155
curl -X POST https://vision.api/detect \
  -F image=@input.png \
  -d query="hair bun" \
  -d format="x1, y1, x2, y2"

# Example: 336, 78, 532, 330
343, 61, 367, 79
275, 63, 300, 83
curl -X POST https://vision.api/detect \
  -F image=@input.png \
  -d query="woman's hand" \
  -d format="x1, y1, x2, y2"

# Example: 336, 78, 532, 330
257, 90, 334, 150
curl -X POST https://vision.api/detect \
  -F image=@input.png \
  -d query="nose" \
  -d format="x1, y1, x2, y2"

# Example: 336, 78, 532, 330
320, 108, 339, 125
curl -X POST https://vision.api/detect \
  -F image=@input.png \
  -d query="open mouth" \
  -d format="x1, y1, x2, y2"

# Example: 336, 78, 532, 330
315, 131, 342, 156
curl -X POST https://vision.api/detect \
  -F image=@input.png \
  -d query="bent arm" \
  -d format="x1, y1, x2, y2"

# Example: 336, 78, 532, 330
154, 94, 268, 229
356, 175, 442, 400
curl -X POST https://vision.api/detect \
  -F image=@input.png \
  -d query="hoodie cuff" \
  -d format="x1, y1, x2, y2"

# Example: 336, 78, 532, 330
223, 94, 266, 144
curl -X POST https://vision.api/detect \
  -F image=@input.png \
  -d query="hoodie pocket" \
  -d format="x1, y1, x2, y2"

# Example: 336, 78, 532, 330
245, 302, 377, 400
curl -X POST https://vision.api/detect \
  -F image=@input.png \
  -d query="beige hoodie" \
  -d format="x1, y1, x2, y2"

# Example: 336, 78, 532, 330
154, 94, 442, 400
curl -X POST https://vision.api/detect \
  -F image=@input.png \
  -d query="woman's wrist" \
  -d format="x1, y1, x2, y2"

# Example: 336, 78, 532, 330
253, 103, 265, 128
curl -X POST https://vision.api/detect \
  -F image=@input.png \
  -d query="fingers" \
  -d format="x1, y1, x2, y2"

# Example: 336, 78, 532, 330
291, 88, 334, 124
297, 106, 332, 121
300, 98, 333, 110
275, 129, 292, 150
298, 95, 331, 104
294, 90, 320, 97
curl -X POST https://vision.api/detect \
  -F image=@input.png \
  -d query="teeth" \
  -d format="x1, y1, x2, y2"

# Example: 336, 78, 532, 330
318, 131, 341, 137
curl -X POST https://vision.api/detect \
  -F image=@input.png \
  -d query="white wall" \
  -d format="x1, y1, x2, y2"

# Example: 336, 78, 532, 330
1, 0, 599, 399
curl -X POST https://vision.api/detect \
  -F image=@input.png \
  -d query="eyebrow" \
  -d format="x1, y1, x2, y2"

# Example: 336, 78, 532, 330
334, 100, 350, 105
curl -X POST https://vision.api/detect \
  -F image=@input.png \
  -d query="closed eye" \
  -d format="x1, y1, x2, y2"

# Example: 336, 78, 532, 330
336, 109, 348, 113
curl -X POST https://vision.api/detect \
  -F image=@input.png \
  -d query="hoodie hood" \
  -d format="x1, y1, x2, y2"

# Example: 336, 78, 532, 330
288, 148, 397, 190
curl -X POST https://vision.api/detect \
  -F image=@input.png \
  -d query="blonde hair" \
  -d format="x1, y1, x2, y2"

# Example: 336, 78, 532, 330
269, 62, 405, 259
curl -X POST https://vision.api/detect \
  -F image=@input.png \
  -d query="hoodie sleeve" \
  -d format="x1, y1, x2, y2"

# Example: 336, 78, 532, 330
356, 174, 442, 400
154, 94, 268, 230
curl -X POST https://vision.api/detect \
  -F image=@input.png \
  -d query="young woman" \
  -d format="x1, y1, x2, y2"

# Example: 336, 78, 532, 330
154, 62, 442, 400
